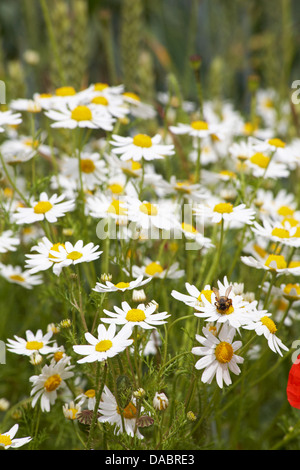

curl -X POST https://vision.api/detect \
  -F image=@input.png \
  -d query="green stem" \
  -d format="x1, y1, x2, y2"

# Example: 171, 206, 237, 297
86, 361, 107, 449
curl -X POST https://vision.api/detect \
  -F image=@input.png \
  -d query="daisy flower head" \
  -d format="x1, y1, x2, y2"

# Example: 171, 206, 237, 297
243, 314, 288, 356
12, 192, 75, 225
63, 401, 81, 420
29, 358, 74, 412
0, 264, 43, 289
0, 230, 19, 253
241, 252, 300, 276
194, 277, 259, 329
93, 275, 151, 293
110, 133, 175, 162
73, 323, 133, 363
98, 385, 144, 439
48, 240, 103, 275
252, 218, 300, 248
0, 110, 22, 132
171, 282, 214, 310
194, 200, 255, 227
86, 193, 128, 226
192, 322, 244, 388
169, 119, 225, 140
6, 329, 57, 357
75, 389, 96, 410
60, 152, 108, 191
132, 259, 184, 280
126, 197, 178, 232
45, 102, 115, 131
25, 237, 67, 275
0, 424, 31, 450
100, 300, 170, 332
122, 91, 156, 119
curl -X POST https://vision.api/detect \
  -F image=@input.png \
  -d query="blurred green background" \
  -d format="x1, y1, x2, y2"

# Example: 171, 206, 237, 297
0, 0, 299, 111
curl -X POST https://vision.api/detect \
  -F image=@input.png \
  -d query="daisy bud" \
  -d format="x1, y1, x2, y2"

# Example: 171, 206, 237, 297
47, 323, 60, 334
153, 392, 169, 411
132, 289, 146, 302
29, 352, 43, 366
133, 388, 146, 399
63, 401, 81, 420
189, 54, 202, 71
0, 398, 10, 411
187, 411, 197, 422
101, 273, 113, 282
60, 318, 72, 329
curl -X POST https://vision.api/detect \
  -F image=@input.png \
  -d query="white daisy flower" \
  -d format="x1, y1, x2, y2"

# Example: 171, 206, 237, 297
194, 277, 260, 329
6, 329, 57, 357
86, 193, 128, 225
126, 197, 178, 231
45, 102, 115, 131
175, 221, 214, 250
93, 275, 151, 293
192, 323, 244, 388
171, 283, 214, 310
246, 151, 289, 179
252, 218, 300, 248
0, 264, 43, 289
132, 259, 184, 280
110, 133, 175, 162
73, 323, 133, 363
12, 191, 75, 225
59, 152, 108, 191
100, 300, 170, 331
25, 237, 67, 275
98, 385, 144, 439
169, 119, 225, 140
75, 389, 96, 411
194, 200, 255, 226
63, 401, 81, 420
241, 253, 300, 276
243, 314, 289, 356
88, 93, 129, 120
0, 424, 31, 449
122, 91, 156, 119
48, 240, 103, 275
29, 358, 74, 412
0, 110, 22, 132
0, 230, 19, 253
10, 98, 42, 113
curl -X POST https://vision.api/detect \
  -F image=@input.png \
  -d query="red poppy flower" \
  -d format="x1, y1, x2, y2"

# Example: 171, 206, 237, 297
287, 355, 300, 409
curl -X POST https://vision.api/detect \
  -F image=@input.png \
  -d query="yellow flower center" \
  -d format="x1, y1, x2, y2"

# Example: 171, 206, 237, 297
139, 202, 158, 216
0, 434, 12, 447
9, 274, 25, 282
216, 305, 235, 315
292, 227, 300, 238
26, 341, 44, 350
55, 86, 76, 97
67, 251, 83, 261
80, 158, 96, 173
289, 261, 300, 268
123, 92, 140, 102
107, 199, 127, 216
91, 96, 109, 106
133, 134, 152, 148
219, 170, 236, 179
215, 341, 234, 364
271, 227, 290, 239
44, 374, 62, 392
260, 316, 277, 334
277, 205, 294, 217
95, 339, 113, 352
198, 289, 214, 303
84, 389, 96, 398
53, 351, 64, 362
49, 243, 65, 260
145, 262, 164, 276
33, 201, 53, 214
264, 98, 274, 108
284, 283, 300, 296
268, 138, 285, 148
191, 120, 209, 130
264, 254, 287, 270
94, 83, 109, 92
175, 182, 191, 193
114, 282, 130, 289
108, 183, 123, 194
250, 152, 270, 168
126, 308, 146, 322
253, 244, 267, 258
68, 407, 79, 420
181, 222, 198, 234
117, 402, 137, 419
71, 105, 92, 122
213, 202, 233, 214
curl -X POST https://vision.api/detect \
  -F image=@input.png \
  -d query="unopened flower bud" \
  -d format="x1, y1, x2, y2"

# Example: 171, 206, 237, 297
153, 392, 169, 411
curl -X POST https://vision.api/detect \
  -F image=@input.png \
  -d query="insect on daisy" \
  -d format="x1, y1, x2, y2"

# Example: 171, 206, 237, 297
12, 191, 75, 225
72, 323, 133, 363
192, 323, 244, 388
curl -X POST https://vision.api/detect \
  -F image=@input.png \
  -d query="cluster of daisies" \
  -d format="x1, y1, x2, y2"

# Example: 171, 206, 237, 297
0, 79, 299, 447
